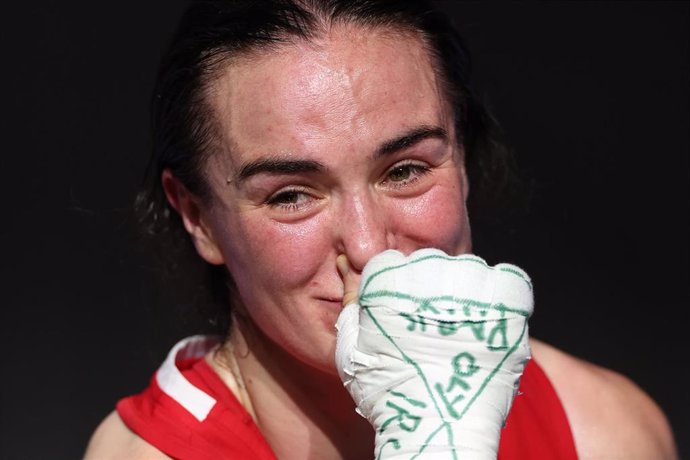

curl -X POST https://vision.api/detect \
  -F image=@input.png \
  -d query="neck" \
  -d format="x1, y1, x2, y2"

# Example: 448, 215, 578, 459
216, 316, 374, 460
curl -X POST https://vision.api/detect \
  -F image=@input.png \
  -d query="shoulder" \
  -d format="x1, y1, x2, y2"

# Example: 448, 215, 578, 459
530, 339, 678, 460
84, 411, 171, 460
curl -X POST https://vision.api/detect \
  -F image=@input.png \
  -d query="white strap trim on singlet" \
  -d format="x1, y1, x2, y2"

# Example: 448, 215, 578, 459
155, 335, 219, 422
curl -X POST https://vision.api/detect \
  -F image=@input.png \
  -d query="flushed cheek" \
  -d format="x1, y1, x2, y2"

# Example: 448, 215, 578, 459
388, 185, 468, 254
242, 213, 333, 288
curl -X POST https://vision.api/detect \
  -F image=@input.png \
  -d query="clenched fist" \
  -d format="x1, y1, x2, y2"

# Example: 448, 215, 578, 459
335, 249, 533, 459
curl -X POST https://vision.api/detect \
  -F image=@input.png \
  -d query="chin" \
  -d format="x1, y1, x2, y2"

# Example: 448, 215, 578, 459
300, 337, 341, 378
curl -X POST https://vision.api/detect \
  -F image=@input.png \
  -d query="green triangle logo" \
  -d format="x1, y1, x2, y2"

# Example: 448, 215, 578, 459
356, 253, 532, 459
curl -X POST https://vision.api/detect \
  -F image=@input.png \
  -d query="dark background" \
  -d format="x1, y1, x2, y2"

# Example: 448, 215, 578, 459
1, 1, 687, 458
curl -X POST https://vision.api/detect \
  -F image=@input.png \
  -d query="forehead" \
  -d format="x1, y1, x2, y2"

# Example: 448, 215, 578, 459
206, 26, 450, 172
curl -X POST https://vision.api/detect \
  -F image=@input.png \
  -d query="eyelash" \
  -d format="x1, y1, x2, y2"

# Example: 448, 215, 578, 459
381, 161, 432, 189
265, 186, 314, 211
265, 161, 432, 212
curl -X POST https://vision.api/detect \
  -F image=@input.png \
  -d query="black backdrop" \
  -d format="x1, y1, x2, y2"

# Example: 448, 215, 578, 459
1, 1, 688, 458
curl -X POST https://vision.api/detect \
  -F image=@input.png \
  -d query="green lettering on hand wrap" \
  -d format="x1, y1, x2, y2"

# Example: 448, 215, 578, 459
360, 253, 531, 459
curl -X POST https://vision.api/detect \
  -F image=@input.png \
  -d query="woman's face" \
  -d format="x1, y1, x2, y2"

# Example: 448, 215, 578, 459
192, 27, 471, 374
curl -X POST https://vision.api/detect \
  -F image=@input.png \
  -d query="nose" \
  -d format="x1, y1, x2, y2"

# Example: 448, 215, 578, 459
335, 191, 391, 272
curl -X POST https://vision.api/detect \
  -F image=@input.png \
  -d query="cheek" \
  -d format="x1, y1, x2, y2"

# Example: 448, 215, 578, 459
223, 212, 332, 293
388, 182, 469, 254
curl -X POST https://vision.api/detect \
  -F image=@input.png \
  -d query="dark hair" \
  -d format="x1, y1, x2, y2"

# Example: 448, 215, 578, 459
136, 0, 519, 338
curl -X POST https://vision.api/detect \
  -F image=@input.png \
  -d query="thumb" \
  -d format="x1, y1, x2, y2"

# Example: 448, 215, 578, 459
337, 255, 359, 307
335, 255, 361, 384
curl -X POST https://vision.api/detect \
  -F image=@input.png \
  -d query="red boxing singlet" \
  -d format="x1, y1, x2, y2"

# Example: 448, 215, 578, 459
117, 336, 577, 459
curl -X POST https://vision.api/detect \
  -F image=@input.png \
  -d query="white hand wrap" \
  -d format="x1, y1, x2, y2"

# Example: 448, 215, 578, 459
335, 249, 534, 460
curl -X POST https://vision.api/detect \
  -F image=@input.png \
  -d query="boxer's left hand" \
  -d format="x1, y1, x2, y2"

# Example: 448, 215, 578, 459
335, 249, 533, 460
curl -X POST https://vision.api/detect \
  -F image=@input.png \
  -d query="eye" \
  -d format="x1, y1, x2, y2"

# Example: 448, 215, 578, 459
388, 165, 413, 182
381, 161, 431, 189
265, 187, 314, 212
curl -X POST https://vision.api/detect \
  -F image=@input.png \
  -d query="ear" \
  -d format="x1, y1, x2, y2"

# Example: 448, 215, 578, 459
457, 146, 470, 200
456, 146, 473, 253
161, 169, 225, 266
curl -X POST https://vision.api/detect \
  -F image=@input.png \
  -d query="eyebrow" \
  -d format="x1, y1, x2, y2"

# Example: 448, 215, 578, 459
235, 158, 325, 183
375, 125, 448, 160
232, 125, 448, 184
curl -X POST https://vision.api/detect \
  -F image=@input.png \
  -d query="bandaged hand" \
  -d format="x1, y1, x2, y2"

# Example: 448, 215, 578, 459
335, 249, 533, 460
